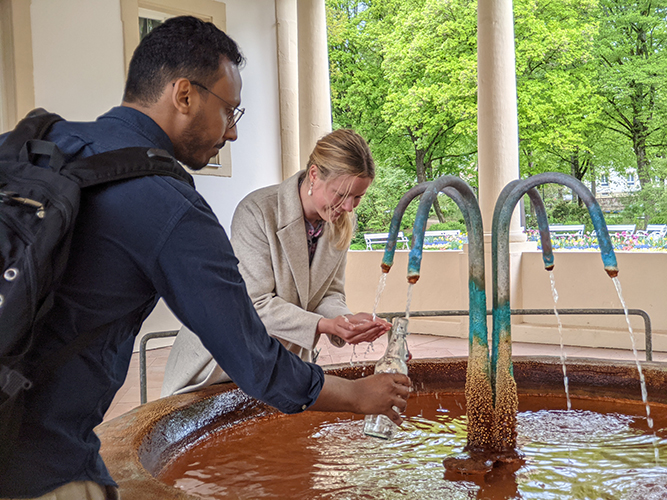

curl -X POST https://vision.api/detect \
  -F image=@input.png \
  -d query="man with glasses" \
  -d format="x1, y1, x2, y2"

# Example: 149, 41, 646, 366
0, 15, 410, 500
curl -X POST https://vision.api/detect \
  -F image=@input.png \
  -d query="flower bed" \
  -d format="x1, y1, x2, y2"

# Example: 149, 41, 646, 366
420, 230, 667, 251
526, 229, 667, 252
423, 233, 468, 250
358, 230, 667, 252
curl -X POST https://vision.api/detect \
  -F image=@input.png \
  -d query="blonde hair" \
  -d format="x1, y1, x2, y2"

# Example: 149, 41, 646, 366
308, 129, 375, 250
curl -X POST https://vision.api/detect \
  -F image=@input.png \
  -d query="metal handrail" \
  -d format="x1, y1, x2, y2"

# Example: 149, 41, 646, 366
139, 330, 179, 404
378, 308, 652, 361
138, 308, 653, 404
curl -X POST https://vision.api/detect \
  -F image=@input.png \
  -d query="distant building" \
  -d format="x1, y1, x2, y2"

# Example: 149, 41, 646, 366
583, 169, 641, 212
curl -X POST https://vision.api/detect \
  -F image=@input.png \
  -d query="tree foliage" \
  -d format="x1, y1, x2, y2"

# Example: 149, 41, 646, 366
326, 0, 667, 233
514, 0, 603, 183
595, 0, 667, 186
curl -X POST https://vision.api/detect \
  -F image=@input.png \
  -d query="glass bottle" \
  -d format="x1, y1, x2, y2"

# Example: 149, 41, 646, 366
364, 316, 410, 439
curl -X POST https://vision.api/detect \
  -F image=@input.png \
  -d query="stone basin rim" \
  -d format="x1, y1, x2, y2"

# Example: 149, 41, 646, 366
96, 356, 667, 500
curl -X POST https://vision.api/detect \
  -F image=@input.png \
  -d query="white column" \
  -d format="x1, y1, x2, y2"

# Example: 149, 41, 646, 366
477, 0, 524, 242
297, 0, 332, 171
275, 0, 301, 180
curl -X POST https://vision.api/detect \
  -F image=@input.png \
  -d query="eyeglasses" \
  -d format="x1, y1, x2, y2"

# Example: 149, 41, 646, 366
191, 81, 245, 128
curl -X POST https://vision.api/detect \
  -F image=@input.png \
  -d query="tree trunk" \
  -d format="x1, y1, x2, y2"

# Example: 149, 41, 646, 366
415, 146, 445, 222
570, 152, 581, 206
632, 121, 651, 188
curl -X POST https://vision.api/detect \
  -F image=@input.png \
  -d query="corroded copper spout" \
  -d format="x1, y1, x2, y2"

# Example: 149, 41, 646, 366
380, 183, 433, 273
407, 275, 420, 284
491, 172, 620, 451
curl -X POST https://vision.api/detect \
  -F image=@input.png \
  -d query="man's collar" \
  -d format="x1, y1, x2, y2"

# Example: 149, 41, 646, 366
98, 106, 175, 156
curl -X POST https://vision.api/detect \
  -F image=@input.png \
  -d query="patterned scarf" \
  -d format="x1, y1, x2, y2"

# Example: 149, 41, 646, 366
305, 218, 325, 265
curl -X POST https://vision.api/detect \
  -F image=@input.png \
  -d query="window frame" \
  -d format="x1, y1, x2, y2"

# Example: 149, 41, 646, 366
0, 0, 35, 132
122, 0, 232, 177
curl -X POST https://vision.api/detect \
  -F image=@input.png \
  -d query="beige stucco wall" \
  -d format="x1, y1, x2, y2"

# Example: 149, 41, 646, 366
344, 249, 667, 353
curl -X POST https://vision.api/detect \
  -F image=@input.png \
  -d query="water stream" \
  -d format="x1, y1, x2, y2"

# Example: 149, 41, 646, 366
349, 273, 390, 365
612, 276, 659, 463
548, 271, 571, 411
405, 283, 415, 319
371, 272, 388, 321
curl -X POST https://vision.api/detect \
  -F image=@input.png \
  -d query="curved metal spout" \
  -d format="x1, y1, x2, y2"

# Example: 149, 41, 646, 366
380, 183, 432, 273
490, 172, 618, 451
526, 189, 554, 270
407, 176, 484, 284
406, 175, 494, 451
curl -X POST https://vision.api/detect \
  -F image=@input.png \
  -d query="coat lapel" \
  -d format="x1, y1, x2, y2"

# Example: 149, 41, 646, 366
276, 172, 310, 308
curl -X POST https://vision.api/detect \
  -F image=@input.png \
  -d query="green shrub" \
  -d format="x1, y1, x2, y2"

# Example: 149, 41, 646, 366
350, 231, 366, 247
427, 221, 467, 232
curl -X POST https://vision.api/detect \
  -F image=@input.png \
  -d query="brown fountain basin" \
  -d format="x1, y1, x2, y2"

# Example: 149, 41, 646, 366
96, 356, 667, 500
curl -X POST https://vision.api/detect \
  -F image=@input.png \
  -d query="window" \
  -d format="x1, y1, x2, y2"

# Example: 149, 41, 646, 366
139, 8, 169, 40
121, 0, 231, 176
600, 174, 609, 186
627, 173, 635, 186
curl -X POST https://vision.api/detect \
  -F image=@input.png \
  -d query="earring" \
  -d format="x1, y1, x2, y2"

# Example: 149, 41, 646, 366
308, 182, 313, 196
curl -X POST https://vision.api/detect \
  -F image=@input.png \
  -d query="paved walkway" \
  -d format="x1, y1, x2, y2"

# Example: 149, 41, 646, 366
103, 334, 666, 422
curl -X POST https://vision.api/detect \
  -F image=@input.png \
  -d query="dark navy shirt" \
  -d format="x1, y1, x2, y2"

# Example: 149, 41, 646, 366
0, 107, 324, 497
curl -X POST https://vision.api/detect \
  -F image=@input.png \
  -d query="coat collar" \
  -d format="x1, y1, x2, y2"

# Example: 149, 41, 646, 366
275, 171, 345, 308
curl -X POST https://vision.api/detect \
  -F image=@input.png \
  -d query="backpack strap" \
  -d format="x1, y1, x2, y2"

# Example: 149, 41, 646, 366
0, 108, 63, 162
63, 147, 195, 188
30, 148, 194, 379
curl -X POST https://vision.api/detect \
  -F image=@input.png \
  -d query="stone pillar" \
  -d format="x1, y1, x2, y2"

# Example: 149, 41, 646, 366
477, 0, 534, 315
297, 0, 332, 171
477, 0, 524, 242
275, 0, 301, 180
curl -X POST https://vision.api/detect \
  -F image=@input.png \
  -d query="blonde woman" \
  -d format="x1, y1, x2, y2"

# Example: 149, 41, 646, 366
162, 129, 390, 396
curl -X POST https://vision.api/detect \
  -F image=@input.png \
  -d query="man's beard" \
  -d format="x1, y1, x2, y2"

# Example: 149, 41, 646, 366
175, 111, 220, 170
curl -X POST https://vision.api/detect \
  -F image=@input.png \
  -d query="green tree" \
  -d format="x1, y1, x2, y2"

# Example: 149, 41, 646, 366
327, 0, 479, 223
354, 165, 421, 233
379, 0, 478, 221
514, 0, 604, 193
595, 0, 667, 187
327, 1, 391, 148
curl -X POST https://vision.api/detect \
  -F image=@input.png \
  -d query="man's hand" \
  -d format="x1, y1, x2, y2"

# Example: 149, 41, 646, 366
317, 313, 391, 344
308, 373, 412, 425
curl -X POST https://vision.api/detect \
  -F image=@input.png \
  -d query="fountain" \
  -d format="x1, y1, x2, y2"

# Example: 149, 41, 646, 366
96, 174, 667, 499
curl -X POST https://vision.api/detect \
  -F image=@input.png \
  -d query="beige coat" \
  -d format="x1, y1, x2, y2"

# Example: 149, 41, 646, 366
161, 171, 349, 396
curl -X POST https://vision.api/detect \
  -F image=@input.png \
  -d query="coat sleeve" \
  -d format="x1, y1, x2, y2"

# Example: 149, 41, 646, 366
231, 197, 323, 352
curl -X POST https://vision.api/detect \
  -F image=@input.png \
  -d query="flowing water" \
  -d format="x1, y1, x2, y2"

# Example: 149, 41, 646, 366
350, 273, 389, 365
372, 273, 388, 321
160, 392, 667, 500
405, 283, 414, 319
548, 271, 571, 411
612, 276, 659, 463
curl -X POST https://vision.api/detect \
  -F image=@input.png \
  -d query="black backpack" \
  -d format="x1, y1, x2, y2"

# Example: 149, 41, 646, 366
0, 109, 194, 468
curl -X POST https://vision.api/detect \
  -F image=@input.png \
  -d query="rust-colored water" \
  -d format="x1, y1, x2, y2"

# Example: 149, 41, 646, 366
159, 393, 667, 499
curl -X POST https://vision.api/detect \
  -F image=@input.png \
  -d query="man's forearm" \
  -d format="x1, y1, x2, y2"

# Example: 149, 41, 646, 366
307, 373, 411, 425
308, 375, 360, 413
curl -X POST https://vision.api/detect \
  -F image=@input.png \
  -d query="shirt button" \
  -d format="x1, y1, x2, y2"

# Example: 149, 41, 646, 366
301, 404, 307, 410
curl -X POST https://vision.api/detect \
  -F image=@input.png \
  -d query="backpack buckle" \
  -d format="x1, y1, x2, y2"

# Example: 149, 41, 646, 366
0, 191, 46, 218
0, 365, 33, 397
146, 148, 174, 162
